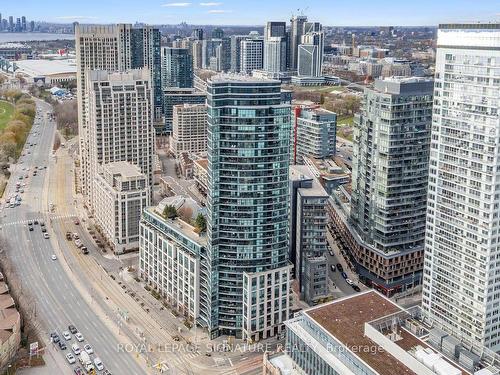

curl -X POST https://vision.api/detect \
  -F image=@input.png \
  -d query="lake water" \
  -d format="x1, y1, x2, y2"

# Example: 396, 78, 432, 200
0, 33, 74, 43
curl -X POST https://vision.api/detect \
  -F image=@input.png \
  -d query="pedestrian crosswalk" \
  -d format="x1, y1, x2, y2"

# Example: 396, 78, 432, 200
0, 213, 77, 228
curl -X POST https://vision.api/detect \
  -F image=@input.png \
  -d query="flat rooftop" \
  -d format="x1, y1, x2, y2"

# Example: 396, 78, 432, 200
194, 158, 208, 171
209, 73, 279, 84
14, 59, 76, 77
305, 291, 415, 375
103, 161, 144, 179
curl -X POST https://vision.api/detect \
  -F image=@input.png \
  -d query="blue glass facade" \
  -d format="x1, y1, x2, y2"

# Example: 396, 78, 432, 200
206, 76, 292, 338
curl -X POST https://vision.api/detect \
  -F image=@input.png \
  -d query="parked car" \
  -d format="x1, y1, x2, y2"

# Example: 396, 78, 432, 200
66, 353, 76, 364
68, 325, 78, 334
345, 278, 354, 286
94, 357, 104, 371
71, 343, 81, 355
58, 341, 67, 350
62, 331, 71, 340
66, 232, 73, 240
83, 344, 93, 354
341, 272, 348, 279
81, 246, 89, 254
75, 332, 84, 342
330, 265, 336, 272
51, 254, 57, 261
50, 332, 60, 343
43, 233, 50, 239
352, 284, 361, 292
336, 263, 344, 272
73, 367, 84, 375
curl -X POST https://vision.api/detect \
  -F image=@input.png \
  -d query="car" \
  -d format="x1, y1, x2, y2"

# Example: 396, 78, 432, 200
83, 344, 93, 354
330, 265, 336, 272
71, 343, 81, 355
94, 357, 104, 371
68, 325, 77, 334
73, 233, 79, 240
40, 221, 45, 226
66, 353, 76, 364
75, 332, 84, 342
352, 284, 361, 292
74, 367, 84, 375
51, 254, 57, 261
81, 247, 89, 254
341, 272, 348, 279
336, 263, 344, 272
62, 331, 71, 340
66, 232, 73, 240
50, 332, 60, 343
28, 220, 33, 225
20, 189, 24, 193
28, 226, 34, 232
345, 278, 354, 285
328, 250, 334, 256
103, 371, 112, 375
43, 233, 50, 239
58, 341, 67, 350
74, 219, 80, 225
34, 220, 38, 225
41, 227, 47, 233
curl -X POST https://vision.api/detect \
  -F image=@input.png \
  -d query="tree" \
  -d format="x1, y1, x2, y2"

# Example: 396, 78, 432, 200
163, 205, 177, 219
194, 214, 207, 233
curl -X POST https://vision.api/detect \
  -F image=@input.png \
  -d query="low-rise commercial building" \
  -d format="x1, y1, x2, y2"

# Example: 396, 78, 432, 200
93, 161, 149, 254
14, 59, 76, 85
193, 158, 208, 198
0, 276, 21, 370
278, 290, 489, 375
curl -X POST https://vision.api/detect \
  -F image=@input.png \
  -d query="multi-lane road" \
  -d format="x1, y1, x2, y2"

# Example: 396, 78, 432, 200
0, 99, 146, 375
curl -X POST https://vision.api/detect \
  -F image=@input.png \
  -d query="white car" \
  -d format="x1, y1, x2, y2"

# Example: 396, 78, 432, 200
51, 254, 57, 261
345, 278, 354, 286
75, 332, 84, 342
83, 344, 93, 354
71, 343, 81, 355
66, 353, 76, 364
62, 331, 71, 340
43, 233, 50, 239
94, 357, 104, 371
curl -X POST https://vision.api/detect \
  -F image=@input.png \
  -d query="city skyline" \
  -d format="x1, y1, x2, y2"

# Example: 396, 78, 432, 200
2, 0, 499, 27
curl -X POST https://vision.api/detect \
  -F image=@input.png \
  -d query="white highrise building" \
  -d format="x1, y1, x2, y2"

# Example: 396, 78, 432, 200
264, 37, 287, 74
422, 24, 500, 351
86, 69, 155, 210
75, 23, 161, 198
240, 39, 264, 74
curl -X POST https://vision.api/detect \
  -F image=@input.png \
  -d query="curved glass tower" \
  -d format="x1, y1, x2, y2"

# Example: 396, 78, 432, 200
206, 75, 292, 340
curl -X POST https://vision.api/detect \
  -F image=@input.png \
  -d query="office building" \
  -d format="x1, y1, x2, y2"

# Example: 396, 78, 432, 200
422, 24, 500, 352
21, 16, 26, 32
171, 104, 207, 156
297, 29, 324, 77
289, 166, 329, 305
263, 21, 287, 74
139, 197, 211, 326
292, 106, 336, 164
192, 28, 204, 40
192, 40, 203, 69
8, 16, 13, 32
339, 77, 433, 295
264, 37, 287, 74
211, 28, 224, 39
289, 15, 307, 71
163, 88, 206, 133
86, 69, 155, 211
76, 23, 161, 198
230, 35, 247, 73
240, 38, 264, 74
161, 47, 193, 89
267, 291, 482, 375
206, 75, 292, 340
94, 162, 149, 254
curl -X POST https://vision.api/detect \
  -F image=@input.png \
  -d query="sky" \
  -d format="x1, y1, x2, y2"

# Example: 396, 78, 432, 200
3, 0, 499, 27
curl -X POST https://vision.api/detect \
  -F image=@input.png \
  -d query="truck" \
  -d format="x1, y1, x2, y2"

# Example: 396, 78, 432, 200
78, 351, 95, 373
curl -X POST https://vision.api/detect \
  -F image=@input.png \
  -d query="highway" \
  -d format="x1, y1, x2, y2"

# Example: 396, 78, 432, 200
0, 99, 147, 375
